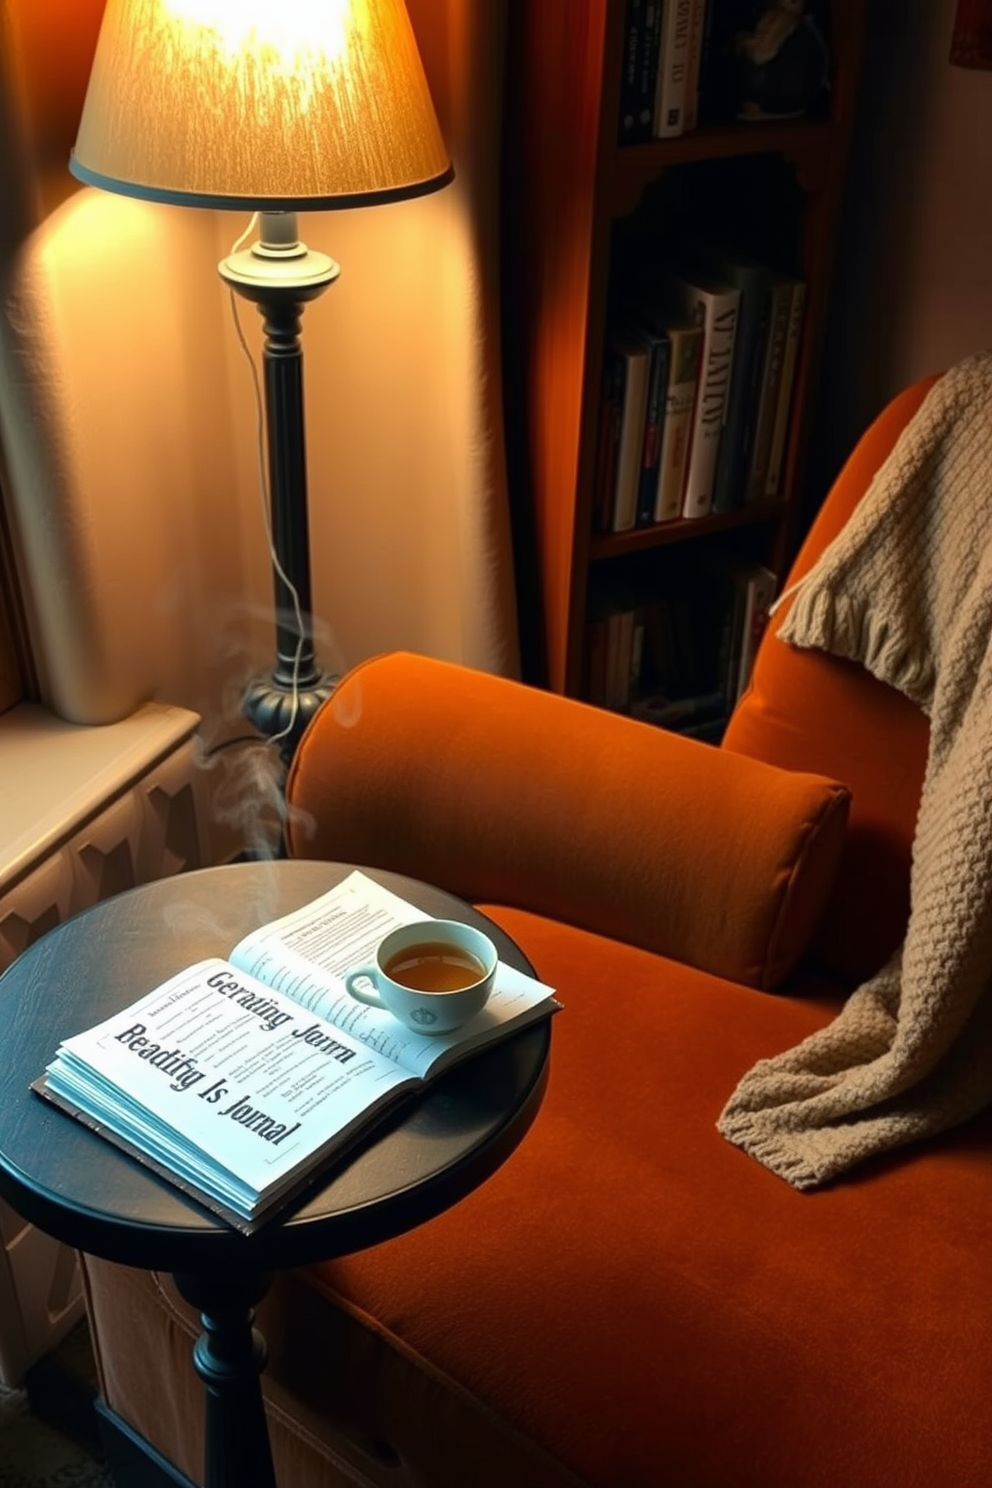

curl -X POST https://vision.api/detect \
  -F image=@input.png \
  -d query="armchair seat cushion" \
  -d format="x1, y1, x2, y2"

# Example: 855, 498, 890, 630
81, 903, 992, 1488
295, 905, 992, 1488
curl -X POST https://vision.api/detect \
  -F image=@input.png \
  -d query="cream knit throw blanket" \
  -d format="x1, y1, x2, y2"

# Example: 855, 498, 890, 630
718, 351, 992, 1190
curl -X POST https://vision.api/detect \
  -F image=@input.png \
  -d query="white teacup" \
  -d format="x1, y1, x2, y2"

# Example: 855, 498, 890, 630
343, 920, 497, 1035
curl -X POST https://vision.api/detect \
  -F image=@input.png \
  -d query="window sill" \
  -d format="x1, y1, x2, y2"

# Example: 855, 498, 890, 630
0, 701, 201, 894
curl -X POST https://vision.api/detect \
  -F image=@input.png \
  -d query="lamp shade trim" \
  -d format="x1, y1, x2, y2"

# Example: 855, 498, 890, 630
68, 154, 455, 213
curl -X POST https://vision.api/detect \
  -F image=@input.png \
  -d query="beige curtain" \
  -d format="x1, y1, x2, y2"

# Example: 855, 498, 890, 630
0, 0, 520, 734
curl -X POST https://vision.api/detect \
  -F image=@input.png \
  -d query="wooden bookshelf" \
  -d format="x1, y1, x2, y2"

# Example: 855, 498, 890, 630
501, 0, 866, 699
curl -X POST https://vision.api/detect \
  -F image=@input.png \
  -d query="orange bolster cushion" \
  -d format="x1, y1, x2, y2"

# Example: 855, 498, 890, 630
286, 652, 851, 990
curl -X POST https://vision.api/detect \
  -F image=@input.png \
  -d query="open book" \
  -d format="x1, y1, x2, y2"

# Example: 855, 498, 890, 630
33, 870, 559, 1234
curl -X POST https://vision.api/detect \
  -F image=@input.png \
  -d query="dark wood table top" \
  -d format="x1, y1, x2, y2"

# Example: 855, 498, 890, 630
0, 861, 550, 1273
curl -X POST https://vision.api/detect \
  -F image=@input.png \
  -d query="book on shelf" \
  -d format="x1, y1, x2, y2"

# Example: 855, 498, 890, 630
586, 606, 610, 706
662, 576, 726, 699
736, 561, 776, 698
618, 298, 702, 526
681, 0, 707, 130
33, 870, 560, 1234
621, 311, 673, 526
654, 318, 703, 522
598, 603, 628, 711
588, 572, 729, 726
589, 590, 645, 712
694, 0, 731, 126
612, 604, 640, 709
653, 265, 740, 519
618, 0, 661, 144
619, 0, 703, 144
723, 559, 777, 706
744, 272, 799, 502
617, 0, 644, 143
606, 326, 652, 532
593, 555, 778, 731
619, 0, 793, 144
690, 243, 774, 514
653, 0, 692, 138
764, 279, 806, 499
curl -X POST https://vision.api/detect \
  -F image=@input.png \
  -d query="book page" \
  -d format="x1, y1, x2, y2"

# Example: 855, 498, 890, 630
230, 870, 558, 1080
43, 958, 414, 1214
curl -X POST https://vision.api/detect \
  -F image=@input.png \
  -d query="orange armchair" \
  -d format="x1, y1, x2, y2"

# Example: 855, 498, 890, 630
81, 373, 992, 1488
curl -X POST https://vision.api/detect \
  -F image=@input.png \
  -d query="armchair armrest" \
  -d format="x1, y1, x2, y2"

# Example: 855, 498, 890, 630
286, 652, 850, 989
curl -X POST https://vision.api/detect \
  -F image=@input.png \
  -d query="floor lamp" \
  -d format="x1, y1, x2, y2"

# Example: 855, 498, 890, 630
68, 0, 453, 767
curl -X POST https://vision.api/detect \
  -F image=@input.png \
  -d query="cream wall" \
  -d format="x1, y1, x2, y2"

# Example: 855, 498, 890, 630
0, 1, 518, 861
811, 0, 992, 499
1, 193, 251, 728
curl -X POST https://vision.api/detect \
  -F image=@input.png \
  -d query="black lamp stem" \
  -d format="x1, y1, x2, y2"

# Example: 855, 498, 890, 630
259, 299, 321, 693
220, 214, 340, 769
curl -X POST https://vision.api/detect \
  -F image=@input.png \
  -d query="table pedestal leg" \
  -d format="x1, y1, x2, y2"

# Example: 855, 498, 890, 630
174, 1271, 277, 1488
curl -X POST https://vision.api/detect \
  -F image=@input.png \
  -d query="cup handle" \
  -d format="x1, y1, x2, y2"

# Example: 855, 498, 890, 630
344, 966, 385, 1008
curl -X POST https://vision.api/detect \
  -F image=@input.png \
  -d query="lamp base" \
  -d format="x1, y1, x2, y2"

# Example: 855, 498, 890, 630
242, 669, 338, 770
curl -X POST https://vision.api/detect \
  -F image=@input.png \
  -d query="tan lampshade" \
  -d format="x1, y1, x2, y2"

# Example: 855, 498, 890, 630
70, 0, 453, 210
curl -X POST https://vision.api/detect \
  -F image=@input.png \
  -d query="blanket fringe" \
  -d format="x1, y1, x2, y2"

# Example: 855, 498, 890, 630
778, 583, 933, 705
715, 1112, 826, 1191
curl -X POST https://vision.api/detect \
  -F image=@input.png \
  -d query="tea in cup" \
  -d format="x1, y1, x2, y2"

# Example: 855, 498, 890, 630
344, 920, 497, 1034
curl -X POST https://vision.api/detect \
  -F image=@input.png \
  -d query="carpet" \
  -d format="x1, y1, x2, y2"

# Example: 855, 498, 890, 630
0, 1323, 113, 1488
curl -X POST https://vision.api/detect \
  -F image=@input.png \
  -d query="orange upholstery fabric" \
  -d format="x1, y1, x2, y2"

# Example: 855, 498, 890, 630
81, 907, 992, 1488
301, 904, 992, 1488
287, 655, 850, 990
80, 372, 992, 1488
724, 376, 939, 983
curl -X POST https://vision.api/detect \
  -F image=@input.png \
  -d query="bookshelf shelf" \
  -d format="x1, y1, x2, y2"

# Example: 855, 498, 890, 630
502, 0, 866, 707
610, 120, 836, 216
589, 499, 785, 562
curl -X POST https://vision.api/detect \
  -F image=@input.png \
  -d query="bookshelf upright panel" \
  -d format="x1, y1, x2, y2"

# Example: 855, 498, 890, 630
503, 0, 866, 721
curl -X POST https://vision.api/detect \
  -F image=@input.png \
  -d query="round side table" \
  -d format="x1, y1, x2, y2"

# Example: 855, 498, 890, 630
0, 860, 551, 1488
